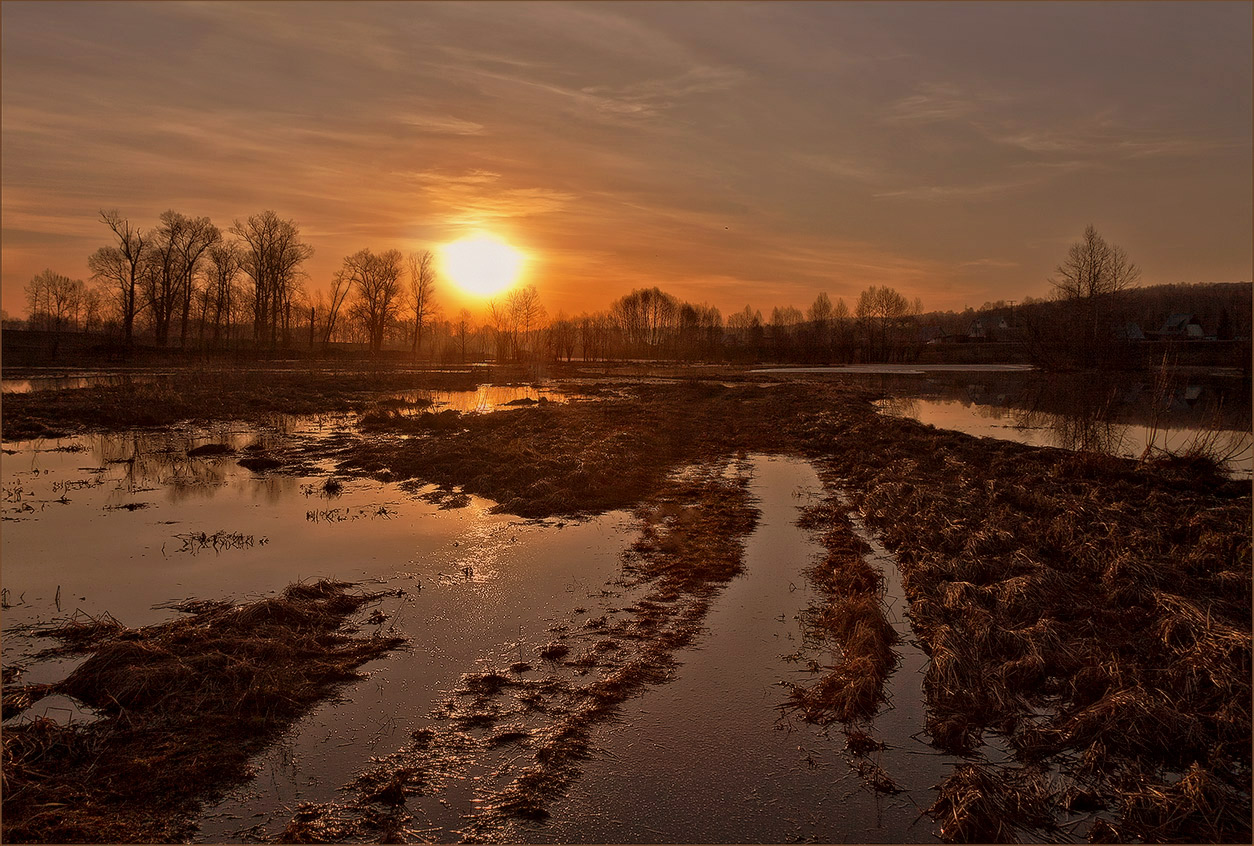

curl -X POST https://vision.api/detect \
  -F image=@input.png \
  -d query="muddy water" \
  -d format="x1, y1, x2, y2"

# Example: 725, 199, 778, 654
511, 455, 955, 844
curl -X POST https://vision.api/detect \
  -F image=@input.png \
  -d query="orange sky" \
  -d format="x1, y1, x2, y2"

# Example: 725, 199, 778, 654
3, 1, 1251, 321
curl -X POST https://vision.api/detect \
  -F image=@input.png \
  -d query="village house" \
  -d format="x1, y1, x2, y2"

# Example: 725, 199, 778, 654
1149, 313, 1205, 340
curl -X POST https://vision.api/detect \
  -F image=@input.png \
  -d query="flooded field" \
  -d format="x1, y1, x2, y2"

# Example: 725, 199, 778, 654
2, 426, 946, 841
534, 456, 958, 844
2, 369, 1249, 843
760, 365, 1253, 477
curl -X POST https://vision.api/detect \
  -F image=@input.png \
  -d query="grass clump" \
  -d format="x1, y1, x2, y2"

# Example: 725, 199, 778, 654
789, 504, 899, 724
1, 579, 405, 843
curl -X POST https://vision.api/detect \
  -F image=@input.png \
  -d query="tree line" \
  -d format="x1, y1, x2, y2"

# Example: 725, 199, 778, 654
20, 216, 1243, 368
19, 206, 936, 364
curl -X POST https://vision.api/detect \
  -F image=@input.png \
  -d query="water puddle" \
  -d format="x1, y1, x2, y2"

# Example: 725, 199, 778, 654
3, 435, 969, 842
513, 455, 955, 843
751, 364, 1036, 375
401, 385, 569, 414
876, 396, 1253, 477
1, 371, 173, 394
193, 507, 634, 841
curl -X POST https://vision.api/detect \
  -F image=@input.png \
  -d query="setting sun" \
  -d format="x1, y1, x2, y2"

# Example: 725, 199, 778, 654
440, 234, 525, 297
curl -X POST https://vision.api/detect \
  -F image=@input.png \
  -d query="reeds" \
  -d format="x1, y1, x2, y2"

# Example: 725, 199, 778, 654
926, 764, 1056, 843
786, 504, 900, 725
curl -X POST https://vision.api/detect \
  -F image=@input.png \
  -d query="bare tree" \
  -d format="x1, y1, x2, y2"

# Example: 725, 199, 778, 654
855, 285, 912, 362
727, 305, 764, 360
1050, 224, 1141, 366
807, 292, 834, 361
485, 298, 512, 361
506, 285, 546, 360
454, 308, 474, 363
832, 297, 851, 362
548, 311, 578, 362
770, 305, 804, 360
205, 241, 243, 348
342, 248, 404, 355
321, 268, 353, 347
611, 287, 679, 356
173, 214, 221, 348
407, 250, 438, 359
89, 210, 149, 346
137, 211, 219, 347
25, 269, 84, 333
232, 211, 314, 350
81, 284, 106, 333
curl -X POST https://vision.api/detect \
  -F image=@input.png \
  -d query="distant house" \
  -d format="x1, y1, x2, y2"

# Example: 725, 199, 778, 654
1150, 313, 1205, 340
968, 316, 1010, 340
1114, 322, 1145, 341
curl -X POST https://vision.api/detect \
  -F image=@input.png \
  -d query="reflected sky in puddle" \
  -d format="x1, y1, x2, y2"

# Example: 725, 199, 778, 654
0, 425, 579, 670
2, 435, 959, 842
392, 384, 568, 413
530, 455, 953, 844
0, 422, 638, 841
877, 396, 1252, 477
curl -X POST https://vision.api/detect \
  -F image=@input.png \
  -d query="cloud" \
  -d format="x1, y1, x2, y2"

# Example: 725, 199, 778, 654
958, 258, 1020, 269
873, 178, 1041, 202
882, 82, 1005, 125
402, 170, 577, 224
580, 64, 747, 113
792, 153, 889, 184
395, 114, 486, 136
992, 122, 1240, 160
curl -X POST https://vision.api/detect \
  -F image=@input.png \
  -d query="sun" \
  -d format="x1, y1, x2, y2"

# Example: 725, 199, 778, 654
440, 234, 525, 297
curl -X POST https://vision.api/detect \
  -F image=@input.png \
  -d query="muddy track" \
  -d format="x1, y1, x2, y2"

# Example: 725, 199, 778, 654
265, 461, 760, 842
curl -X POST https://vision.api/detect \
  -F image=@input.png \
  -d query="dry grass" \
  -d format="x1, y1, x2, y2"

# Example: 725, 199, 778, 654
1, 580, 404, 843
926, 764, 1056, 843
5, 365, 1249, 842
793, 394, 1251, 842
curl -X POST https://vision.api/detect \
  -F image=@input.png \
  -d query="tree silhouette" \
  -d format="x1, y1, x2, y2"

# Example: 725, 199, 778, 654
1050, 225, 1140, 366
231, 211, 313, 350
89, 210, 148, 347
342, 248, 404, 355
407, 250, 438, 360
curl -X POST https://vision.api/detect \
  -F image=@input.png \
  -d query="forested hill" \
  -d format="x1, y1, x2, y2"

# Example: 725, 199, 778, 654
924, 281, 1252, 340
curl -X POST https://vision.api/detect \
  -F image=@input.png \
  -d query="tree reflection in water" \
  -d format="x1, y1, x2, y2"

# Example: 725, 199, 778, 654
871, 369, 1251, 473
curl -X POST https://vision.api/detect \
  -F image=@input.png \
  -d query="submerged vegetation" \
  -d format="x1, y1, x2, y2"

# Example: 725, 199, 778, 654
1, 363, 1249, 842
0, 581, 404, 843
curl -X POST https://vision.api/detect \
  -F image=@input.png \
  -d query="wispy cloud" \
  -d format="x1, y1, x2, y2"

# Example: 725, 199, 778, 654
883, 82, 1007, 125
991, 121, 1242, 160
959, 258, 1020, 269
792, 153, 889, 184
395, 114, 486, 136
580, 64, 747, 114
401, 169, 577, 225
873, 177, 1040, 202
